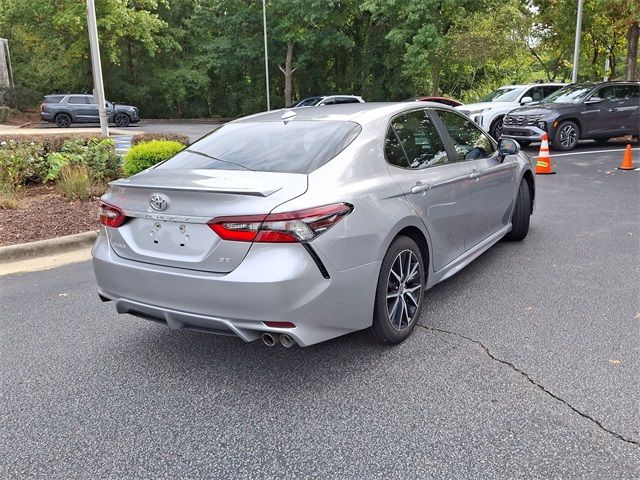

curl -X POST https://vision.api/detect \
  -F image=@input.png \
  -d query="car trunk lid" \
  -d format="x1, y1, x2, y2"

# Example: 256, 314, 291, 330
103, 169, 307, 273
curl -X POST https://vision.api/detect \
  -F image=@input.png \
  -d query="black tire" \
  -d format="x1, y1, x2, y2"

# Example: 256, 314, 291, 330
593, 137, 610, 145
114, 113, 131, 127
490, 117, 504, 140
369, 236, 425, 344
552, 120, 579, 151
55, 113, 72, 128
504, 180, 531, 241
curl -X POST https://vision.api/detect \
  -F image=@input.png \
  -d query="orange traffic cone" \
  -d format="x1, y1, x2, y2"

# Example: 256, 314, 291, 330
617, 144, 634, 170
535, 133, 556, 175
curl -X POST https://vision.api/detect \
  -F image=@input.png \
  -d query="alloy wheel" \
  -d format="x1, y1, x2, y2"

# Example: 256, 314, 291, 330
559, 125, 577, 149
386, 249, 422, 331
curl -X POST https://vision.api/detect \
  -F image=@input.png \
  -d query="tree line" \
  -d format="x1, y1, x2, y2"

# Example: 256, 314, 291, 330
0, 0, 638, 118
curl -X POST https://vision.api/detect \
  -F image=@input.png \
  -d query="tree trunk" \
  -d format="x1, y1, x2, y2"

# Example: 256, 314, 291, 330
279, 42, 296, 106
431, 64, 440, 96
626, 21, 639, 81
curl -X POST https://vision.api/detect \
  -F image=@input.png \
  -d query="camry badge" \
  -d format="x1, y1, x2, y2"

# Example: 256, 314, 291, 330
149, 193, 168, 211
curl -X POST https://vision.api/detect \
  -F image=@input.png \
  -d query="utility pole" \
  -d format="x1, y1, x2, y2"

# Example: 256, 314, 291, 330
262, 0, 270, 110
571, 0, 584, 83
87, 0, 109, 136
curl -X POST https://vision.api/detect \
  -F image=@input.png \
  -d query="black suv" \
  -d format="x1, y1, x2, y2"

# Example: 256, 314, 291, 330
40, 94, 140, 128
502, 82, 639, 150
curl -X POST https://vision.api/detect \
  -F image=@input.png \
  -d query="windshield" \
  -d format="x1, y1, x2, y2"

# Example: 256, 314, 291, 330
542, 84, 594, 103
480, 87, 526, 102
156, 120, 362, 174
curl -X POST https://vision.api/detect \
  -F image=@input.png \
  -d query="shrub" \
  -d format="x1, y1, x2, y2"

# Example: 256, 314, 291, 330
131, 132, 190, 146
123, 140, 185, 176
0, 182, 21, 209
57, 164, 92, 201
0, 141, 47, 187
0, 106, 10, 123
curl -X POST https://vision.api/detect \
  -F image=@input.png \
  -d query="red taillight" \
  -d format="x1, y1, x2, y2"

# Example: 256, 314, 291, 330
264, 321, 296, 329
40, 103, 45, 112
209, 203, 353, 243
99, 202, 127, 228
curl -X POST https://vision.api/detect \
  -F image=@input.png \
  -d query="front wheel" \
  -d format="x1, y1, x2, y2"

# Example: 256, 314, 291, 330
114, 113, 131, 127
490, 117, 504, 140
552, 121, 579, 151
369, 236, 425, 344
504, 180, 531, 241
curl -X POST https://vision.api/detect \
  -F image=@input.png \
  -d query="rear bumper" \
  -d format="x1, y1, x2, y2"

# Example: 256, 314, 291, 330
40, 112, 54, 122
92, 230, 380, 346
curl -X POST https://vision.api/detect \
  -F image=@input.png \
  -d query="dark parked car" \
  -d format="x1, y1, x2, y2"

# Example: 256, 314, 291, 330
40, 94, 140, 128
502, 82, 640, 150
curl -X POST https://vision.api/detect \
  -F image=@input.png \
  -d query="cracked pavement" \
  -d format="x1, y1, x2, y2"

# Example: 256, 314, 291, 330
1, 145, 638, 478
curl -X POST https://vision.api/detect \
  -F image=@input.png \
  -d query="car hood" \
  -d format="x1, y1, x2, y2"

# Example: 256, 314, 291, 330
508, 102, 576, 116
113, 103, 137, 110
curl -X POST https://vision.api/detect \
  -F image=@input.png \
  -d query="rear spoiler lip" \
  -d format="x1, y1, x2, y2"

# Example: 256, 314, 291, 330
108, 180, 282, 197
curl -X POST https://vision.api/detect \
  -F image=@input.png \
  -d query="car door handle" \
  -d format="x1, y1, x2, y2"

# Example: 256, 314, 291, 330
411, 182, 431, 194
608, 108, 618, 112
469, 171, 480, 180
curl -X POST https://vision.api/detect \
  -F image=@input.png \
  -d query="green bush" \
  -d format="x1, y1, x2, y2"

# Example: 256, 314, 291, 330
0, 141, 47, 187
0, 106, 10, 123
131, 132, 190, 146
123, 140, 185, 176
0, 136, 120, 189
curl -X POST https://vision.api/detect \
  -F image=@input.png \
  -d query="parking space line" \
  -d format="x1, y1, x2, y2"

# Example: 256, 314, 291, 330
532, 147, 640, 158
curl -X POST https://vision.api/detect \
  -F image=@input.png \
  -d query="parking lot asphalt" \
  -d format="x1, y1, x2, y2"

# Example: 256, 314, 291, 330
1, 145, 639, 479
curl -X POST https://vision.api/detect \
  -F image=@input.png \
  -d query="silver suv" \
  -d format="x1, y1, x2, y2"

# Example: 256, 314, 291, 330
40, 94, 140, 128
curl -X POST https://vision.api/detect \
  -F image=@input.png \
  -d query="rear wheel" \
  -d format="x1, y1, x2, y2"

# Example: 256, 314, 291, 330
504, 180, 531, 241
370, 236, 425, 344
55, 113, 72, 128
552, 121, 579, 151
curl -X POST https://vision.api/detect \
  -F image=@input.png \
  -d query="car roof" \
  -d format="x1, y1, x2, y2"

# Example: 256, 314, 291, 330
498, 83, 565, 89
233, 102, 454, 125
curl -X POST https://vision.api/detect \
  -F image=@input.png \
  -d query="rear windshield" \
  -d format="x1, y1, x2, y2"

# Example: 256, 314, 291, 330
156, 120, 362, 174
44, 95, 65, 104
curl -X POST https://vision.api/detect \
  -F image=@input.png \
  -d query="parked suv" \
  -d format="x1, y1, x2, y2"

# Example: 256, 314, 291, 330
40, 94, 140, 128
502, 82, 640, 150
455, 83, 566, 139
287, 95, 364, 107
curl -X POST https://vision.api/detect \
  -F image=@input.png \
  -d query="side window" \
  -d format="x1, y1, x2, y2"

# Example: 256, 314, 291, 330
68, 96, 87, 104
543, 85, 562, 98
437, 110, 497, 161
335, 97, 359, 104
594, 86, 616, 101
385, 110, 450, 169
525, 86, 544, 102
615, 85, 640, 101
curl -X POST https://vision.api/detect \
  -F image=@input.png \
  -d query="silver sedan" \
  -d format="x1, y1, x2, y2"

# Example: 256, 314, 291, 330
93, 103, 535, 347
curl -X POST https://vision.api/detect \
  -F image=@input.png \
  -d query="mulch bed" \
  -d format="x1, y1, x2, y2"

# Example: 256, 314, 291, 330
0, 185, 100, 247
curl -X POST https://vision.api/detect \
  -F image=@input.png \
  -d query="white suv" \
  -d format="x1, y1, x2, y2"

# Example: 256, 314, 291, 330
455, 83, 565, 139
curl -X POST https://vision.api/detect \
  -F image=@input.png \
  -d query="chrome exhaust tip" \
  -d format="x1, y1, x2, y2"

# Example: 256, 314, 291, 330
280, 334, 295, 348
262, 333, 277, 347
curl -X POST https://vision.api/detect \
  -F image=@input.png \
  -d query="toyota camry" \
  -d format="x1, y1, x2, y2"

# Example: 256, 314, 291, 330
93, 103, 535, 347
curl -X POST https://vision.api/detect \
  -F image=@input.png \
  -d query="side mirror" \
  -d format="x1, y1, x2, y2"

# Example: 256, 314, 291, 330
520, 96, 533, 104
585, 97, 602, 104
498, 138, 520, 158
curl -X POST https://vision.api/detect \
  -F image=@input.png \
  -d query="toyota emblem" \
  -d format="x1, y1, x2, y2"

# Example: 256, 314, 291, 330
149, 193, 168, 211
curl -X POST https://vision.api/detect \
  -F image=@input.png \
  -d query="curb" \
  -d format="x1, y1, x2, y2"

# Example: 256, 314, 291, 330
0, 231, 98, 263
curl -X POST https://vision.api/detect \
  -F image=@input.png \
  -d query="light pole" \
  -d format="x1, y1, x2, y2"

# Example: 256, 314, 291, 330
86, 0, 109, 136
262, 0, 270, 110
571, 0, 584, 83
